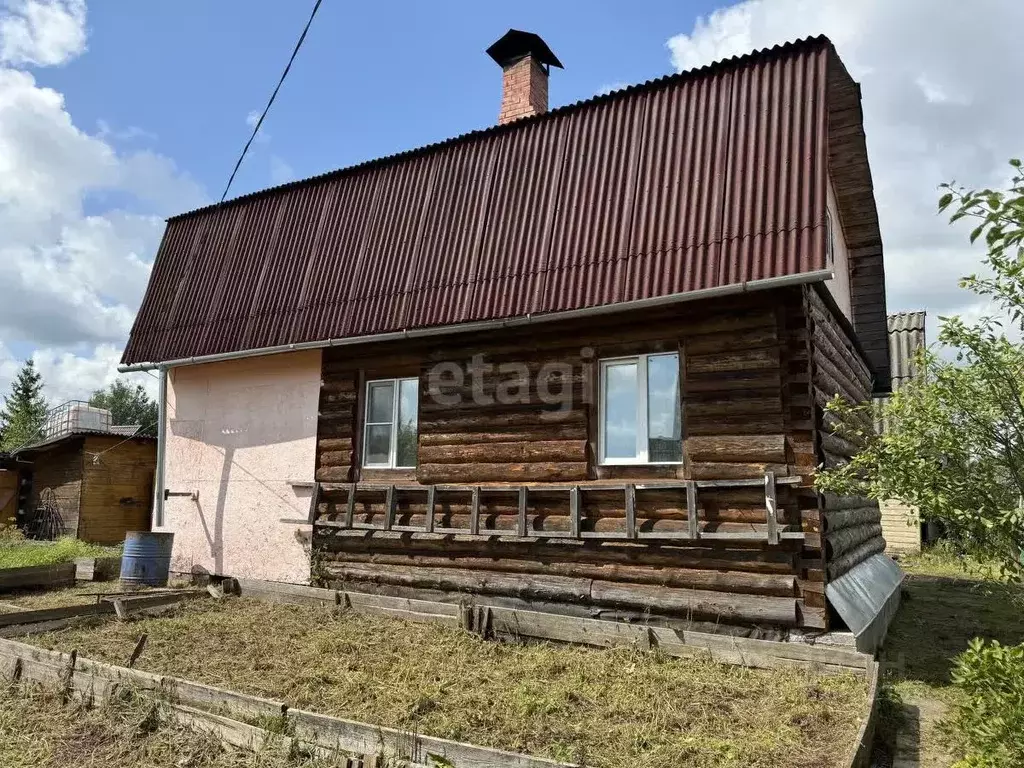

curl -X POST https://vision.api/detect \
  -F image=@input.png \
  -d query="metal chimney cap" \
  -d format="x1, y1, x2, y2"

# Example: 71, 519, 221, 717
486, 29, 563, 69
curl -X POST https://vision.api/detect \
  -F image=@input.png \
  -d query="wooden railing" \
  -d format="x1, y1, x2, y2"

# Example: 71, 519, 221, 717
312, 472, 805, 545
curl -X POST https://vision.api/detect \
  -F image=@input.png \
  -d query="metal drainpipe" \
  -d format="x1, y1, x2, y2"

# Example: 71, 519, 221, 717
153, 366, 168, 528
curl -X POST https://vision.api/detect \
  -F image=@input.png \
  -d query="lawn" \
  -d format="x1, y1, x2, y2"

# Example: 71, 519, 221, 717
0, 681, 348, 768
21, 596, 869, 768
0, 536, 118, 570
875, 546, 1024, 766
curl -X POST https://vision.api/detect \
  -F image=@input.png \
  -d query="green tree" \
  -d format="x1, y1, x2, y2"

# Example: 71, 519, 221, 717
89, 378, 158, 436
816, 159, 1024, 580
0, 360, 48, 451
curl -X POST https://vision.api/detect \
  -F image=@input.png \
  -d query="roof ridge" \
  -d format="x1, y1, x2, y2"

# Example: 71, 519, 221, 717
169, 34, 832, 222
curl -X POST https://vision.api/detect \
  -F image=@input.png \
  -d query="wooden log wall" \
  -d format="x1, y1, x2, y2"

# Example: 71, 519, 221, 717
312, 288, 836, 632
806, 284, 885, 583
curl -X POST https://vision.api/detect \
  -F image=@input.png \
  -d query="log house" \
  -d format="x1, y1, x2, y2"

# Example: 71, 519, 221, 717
120, 33, 898, 642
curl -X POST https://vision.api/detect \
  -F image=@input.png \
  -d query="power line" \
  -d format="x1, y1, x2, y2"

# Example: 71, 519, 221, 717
219, 0, 324, 202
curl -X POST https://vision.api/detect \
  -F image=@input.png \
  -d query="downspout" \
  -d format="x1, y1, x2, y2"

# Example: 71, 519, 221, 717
152, 366, 167, 529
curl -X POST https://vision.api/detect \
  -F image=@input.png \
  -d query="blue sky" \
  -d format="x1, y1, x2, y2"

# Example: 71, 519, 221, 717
52, 1, 716, 206
0, 0, 1020, 403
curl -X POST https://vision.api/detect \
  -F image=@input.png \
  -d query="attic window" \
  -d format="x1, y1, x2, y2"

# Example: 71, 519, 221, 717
363, 378, 419, 469
599, 353, 682, 465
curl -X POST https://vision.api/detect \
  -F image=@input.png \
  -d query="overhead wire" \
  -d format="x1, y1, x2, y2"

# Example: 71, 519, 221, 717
219, 0, 324, 202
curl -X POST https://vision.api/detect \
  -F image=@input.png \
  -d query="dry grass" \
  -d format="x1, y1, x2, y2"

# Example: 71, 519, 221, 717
0, 580, 194, 612
22, 597, 868, 768
0, 681, 351, 768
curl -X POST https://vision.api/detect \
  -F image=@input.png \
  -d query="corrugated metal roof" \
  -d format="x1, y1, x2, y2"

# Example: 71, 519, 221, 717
123, 35, 883, 367
888, 311, 926, 387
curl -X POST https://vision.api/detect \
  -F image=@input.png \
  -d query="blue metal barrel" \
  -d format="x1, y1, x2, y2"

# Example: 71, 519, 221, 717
119, 531, 174, 587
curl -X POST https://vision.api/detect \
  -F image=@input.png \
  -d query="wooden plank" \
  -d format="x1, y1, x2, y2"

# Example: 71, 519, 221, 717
686, 481, 698, 540
0, 602, 111, 628
343, 483, 356, 529
235, 579, 337, 608
0, 563, 76, 592
624, 484, 637, 539
383, 485, 396, 532
569, 486, 581, 538
517, 486, 528, 537
765, 471, 779, 545
424, 485, 436, 533
307, 482, 321, 525
289, 708, 578, 768
470, 486, 481, 536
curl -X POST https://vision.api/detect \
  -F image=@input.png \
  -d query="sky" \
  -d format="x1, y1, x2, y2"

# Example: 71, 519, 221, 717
0, 0, 1021, 404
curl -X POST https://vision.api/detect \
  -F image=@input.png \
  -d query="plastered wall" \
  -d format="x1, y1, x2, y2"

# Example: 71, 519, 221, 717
160, 350, 321, 583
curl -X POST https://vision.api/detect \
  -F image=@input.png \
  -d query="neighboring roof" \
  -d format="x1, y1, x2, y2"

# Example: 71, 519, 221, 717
15, 430, 156, 456
888, 311, 926, 388
123, 35, 888, 386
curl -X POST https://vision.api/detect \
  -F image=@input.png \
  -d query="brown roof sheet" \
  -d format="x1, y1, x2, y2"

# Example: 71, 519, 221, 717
123, 35, 887, 386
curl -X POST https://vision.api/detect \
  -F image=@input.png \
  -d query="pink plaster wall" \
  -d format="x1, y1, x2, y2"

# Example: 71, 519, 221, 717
160, 350, 321, 584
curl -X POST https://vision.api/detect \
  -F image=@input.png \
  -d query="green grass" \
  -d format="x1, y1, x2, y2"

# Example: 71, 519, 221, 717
874, 545, 1024, 766
0, 682, 351, 768
22, 597, 868, 768
0, 537, 119, 570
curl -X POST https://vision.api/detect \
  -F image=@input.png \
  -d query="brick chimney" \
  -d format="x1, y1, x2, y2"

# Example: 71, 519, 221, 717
486, 29, 563, 125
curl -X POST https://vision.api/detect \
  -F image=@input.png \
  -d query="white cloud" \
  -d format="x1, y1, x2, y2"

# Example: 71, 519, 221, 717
0, 0, 85, 66
597, 81, 628, 96
0, 1, 206, 404
666, 0, 1024, 345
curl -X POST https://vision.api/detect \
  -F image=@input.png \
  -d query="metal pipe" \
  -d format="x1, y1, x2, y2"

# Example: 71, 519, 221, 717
118, 270, 832, 373
152, 366, 167, 528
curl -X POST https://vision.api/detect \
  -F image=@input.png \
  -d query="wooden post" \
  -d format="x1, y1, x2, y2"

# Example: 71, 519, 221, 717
470, 486, 481, 536
765, 471, 779, 545
569, 486, 581, 538
344, 483, 356, 529
306, 482, 321, 525
686, 481, 699, 540
517, 486, 528, 537
625, 484, 637, 539
383, 485, 396, 532
424, 486, 435, 533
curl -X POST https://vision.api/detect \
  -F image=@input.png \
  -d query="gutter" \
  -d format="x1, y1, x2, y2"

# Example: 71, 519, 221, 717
119, 270, 833, 373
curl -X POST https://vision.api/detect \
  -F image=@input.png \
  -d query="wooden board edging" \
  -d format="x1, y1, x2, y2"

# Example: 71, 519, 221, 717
234, 577, 871, 674
0, 636, 578, 768
0, 563, 76, 592
843, 659, 881, 768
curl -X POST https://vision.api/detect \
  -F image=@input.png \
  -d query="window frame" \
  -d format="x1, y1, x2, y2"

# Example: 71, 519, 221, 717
362, 377, 419, 470
598, 352, 682, 466
825, 208, 835, 266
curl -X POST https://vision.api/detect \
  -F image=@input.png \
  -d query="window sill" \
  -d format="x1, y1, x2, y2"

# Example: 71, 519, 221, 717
599, 461, 683, 467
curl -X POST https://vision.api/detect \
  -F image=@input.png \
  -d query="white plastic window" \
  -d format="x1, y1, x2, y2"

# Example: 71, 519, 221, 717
363, 378, 419, 468
599, 353, 682, 465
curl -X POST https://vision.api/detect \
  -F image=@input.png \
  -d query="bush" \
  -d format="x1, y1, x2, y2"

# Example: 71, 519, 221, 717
946, 639, 1024, 767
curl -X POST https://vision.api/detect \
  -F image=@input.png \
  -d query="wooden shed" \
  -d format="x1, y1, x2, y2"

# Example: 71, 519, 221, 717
17, 432, 156, 544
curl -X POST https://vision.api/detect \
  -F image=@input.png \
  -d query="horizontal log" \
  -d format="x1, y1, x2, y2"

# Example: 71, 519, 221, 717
417, 462, 587, 484
315, 465, 352, 483
826, 523, 883, 559
419, 410, 586, 434
823, 506, 880, 533
685, 415, 786, 436
689, 462, 788, 480
323, 553, 795, 596
684, 395, 783, 417
318, 451, 353, 468
419, 390, 585, 416
685, 435, 786, 464
419, 441, 587, 465
821, 493, 875, 511
687, 348, 781, 374
317, 438, 352, 452
686, 370, 782, 393
325, 563, 796, 625
419, 425, 587, 446
314, 530, 800, 573
318, 376, 357, 393
319, 390, 356, 406
813, 351, 865, 406
820, 430, 862, 460
827, 536, 886, 580
684, 327, 779, 356
810, 301, 872, 387
317, 420, 353, 440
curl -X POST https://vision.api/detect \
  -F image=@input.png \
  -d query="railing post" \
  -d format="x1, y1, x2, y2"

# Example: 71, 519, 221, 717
424, 486, 436, 533
517, 486, 528, 537
686, 481, 699, 540
625, 484, 637, 539
764, 471, 779, 545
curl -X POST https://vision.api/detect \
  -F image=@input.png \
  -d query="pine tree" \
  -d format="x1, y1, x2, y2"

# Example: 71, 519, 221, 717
0, 360, 48, 451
